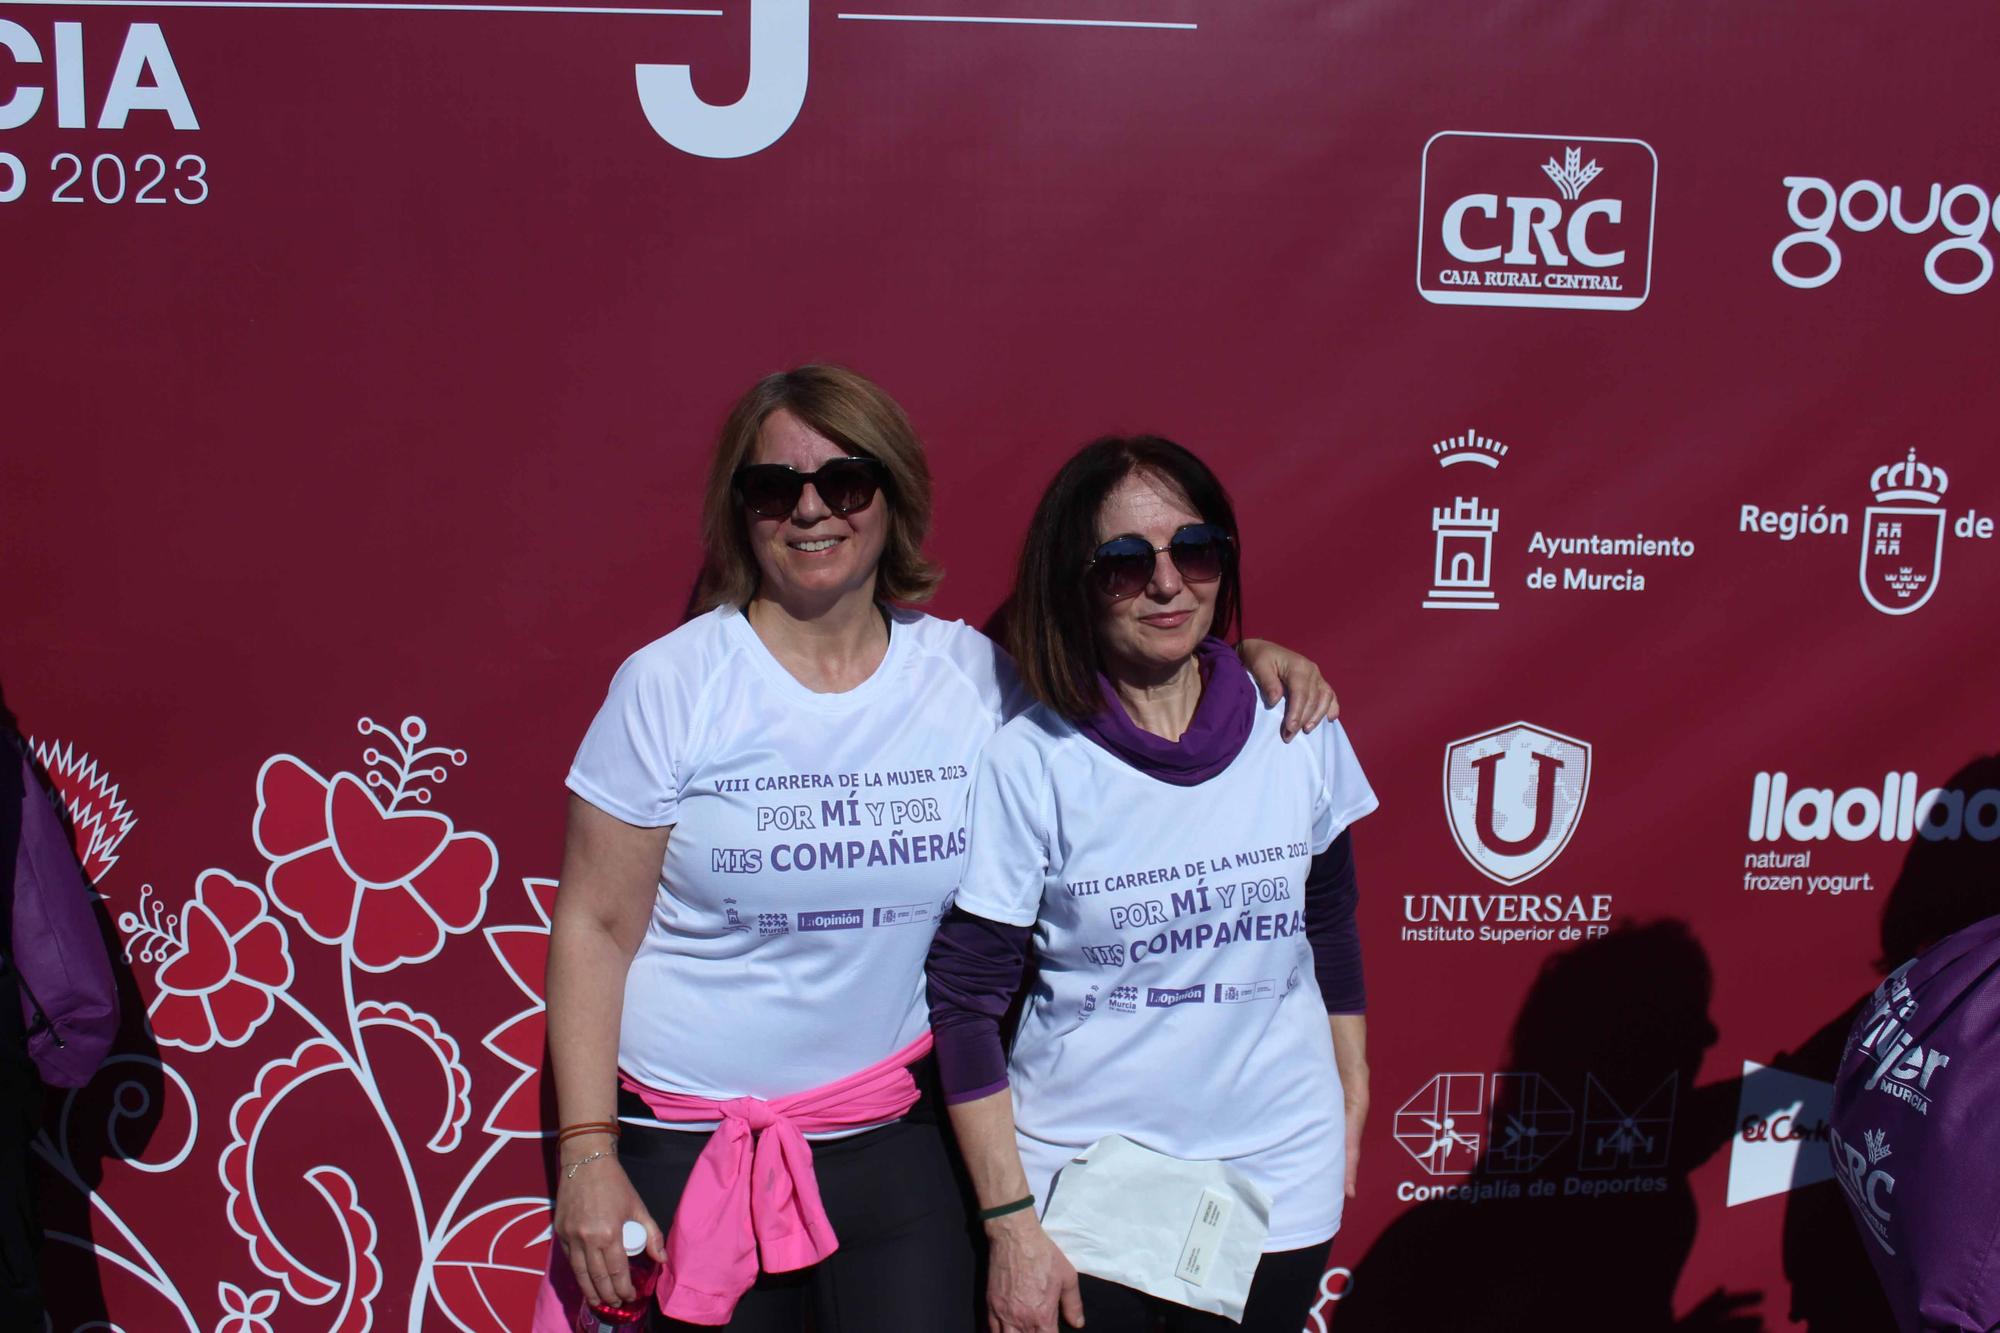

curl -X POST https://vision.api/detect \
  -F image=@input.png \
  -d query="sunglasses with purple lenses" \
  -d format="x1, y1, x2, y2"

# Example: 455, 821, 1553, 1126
733, 457, 888, 519
1085, 523, 1234, 600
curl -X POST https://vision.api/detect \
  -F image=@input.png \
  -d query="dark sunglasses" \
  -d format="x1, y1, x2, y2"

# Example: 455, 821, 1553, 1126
1085, 523, 1234, 601
733, 457, 888, 519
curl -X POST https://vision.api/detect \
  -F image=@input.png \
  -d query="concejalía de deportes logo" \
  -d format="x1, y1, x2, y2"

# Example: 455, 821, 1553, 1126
1417, 131, 1657, 311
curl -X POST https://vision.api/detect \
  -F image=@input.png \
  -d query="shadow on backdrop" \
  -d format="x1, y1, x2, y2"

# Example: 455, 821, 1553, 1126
1335, 920, 1747, 1333
1767, 753, 2000, 1332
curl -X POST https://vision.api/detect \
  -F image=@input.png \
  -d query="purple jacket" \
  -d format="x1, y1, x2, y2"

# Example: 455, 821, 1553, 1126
6, 744, 120, 1088
1829, 912, 2000, 1332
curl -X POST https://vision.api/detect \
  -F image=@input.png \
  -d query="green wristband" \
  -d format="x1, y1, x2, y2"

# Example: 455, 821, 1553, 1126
978, 1194, 1036, 1222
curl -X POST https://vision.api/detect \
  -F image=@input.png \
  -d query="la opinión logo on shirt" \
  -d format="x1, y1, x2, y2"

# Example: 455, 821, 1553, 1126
1146, 985, 1209, 1009
797, 909, 865, 932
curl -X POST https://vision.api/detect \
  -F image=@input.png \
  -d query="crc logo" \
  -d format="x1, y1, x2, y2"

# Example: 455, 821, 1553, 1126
1443, 722, 1592, 884
1831, 1125, 1898, 1255
1418, 131, 1657, 311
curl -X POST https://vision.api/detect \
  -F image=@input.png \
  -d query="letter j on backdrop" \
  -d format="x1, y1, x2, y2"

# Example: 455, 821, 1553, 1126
637, 0, 807, 157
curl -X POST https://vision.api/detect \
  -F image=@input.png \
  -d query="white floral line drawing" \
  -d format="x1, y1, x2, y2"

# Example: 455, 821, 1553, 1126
32, 716, 559, 1333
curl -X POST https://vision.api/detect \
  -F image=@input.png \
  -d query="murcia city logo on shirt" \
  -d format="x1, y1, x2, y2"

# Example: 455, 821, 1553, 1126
1442, 722, 1592, 885
1417, 131, 1657, 310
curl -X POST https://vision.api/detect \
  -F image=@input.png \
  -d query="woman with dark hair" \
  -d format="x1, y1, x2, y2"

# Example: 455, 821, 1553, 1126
928, 436, 1376, 1333
543, 375, 1337, 1332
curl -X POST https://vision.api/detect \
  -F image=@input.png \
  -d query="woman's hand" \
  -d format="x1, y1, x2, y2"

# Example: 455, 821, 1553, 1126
554, 1148, 663, 1309
1237, 639, 1338, 741
984, 1211, 1084, 1333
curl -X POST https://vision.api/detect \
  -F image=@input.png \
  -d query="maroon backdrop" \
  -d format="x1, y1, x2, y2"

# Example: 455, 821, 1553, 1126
8, 0, 2000, 1328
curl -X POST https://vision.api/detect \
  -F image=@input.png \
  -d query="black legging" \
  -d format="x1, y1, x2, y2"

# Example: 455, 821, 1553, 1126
617, 1088, 976, 1333
1065, 1243, 1332, 1333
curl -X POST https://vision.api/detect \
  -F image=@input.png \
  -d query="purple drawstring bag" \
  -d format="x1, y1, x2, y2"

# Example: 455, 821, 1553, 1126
1829, 912, 2000, 1332
6, 747, 120, 1087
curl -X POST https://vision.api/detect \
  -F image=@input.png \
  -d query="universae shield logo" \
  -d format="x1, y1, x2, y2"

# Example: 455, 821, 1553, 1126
1858, 448, 1950, 616
1443, 722, 1592, 884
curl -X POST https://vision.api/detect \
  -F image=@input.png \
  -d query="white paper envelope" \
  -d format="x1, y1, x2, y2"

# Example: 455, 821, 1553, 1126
1039, 1135, 1272, 1323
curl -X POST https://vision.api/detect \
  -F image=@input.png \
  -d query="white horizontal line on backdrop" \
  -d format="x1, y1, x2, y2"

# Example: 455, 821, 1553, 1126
0, 1, 1193, 24
839, 12, 1195, 28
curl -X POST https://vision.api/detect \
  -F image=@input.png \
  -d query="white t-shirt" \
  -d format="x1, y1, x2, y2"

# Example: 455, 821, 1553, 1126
952, 691, 1377, 1249
567, 604, 1023, 1103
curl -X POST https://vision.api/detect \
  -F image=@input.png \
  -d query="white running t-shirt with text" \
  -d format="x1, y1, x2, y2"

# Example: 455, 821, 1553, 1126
568, 604, 1022, 1101
952, 695, 1377, 1248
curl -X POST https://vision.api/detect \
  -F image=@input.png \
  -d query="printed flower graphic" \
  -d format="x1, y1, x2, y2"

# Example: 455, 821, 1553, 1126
481, 878, 557, 1137
215, 1281, 280, 1333
30, 736, 137, 884
132, 871, 294, 1053
255, 718, 497, 972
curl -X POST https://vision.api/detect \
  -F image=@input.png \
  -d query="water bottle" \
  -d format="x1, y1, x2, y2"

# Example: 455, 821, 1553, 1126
576, 1220, 660, 1331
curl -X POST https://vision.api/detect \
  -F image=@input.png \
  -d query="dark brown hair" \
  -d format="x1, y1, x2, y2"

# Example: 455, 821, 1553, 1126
692, 365, 942, 613
1009, 435, 1242, 720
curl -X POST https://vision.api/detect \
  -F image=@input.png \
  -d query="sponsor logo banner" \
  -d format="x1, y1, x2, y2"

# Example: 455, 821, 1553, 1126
1727, 1061, 1836, 1206
1392, 1069, 1683, 1204
1773, 176, 1998, 295
1831, 1124, 1898, 1254
1419, 131, 1657, 310
797, 909, 864, 931
1738, 447, 1993, 618
1443, 722, 1592, 885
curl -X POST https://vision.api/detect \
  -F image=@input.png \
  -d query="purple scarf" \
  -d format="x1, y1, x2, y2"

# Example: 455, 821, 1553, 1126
1074, 637, 1257, 786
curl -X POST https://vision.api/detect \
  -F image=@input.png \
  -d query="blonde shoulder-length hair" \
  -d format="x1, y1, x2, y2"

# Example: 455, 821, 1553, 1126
692, 365, 942, 614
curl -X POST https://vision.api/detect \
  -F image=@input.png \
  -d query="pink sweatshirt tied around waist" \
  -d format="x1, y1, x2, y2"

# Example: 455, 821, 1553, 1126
534, 1032, 934, 1330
